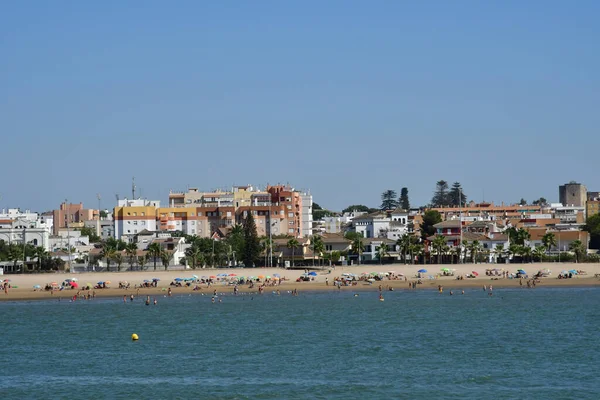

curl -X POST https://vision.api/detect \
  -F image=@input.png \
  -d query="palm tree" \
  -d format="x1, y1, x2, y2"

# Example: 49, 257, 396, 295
494, 244, 505, 264
160, 251, 173, 270
112, 252, 124, 271
138, 254, 148, 270
542, 233, 557, 253
469, 240, 482, 263
569, 240, 586, 263
147, 242, 162, 271
521, 246, 532, 263
533, 246, 545, 262
185, 244, 202, 269
287, 238, 300, 268
376, 243, 389, 265
448, 247, 457, 264
432, 235, 447, 264
229, 224, 244, 237
7, 244, 23, 272
311, 235, 324, 267
351, 237, 365, 265
260, 237, 273, 267
125, 243, 138, 270
396, 234, 412, 264
33, 247, 49, 272
100, 246, 116, 272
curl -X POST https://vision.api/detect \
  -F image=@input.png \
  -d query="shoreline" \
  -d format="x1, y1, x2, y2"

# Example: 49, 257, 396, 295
2, 275, 599, 302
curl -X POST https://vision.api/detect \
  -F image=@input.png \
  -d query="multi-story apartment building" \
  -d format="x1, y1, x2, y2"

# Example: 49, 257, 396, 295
52, 202, 96, 235
587, 192, 600, 218
113, 199, 161, 238
429, 202, 543, 221
164, 184, 312, 238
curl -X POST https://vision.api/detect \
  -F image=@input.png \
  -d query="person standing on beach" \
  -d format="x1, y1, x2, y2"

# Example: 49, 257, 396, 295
168, 288, 172, 297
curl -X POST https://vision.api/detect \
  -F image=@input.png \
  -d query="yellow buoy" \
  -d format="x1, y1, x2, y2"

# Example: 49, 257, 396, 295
131, 333, 139, 341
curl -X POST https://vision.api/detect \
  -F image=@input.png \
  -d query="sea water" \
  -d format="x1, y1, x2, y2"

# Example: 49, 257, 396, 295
1, 287, 599, 399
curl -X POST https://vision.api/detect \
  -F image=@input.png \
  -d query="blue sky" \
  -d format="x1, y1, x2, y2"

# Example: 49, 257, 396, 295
1, 1, 598, 212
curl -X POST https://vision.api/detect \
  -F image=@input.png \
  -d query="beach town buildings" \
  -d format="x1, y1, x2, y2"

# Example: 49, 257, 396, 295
52, 202, 97, 236
351, 208, 412, 240
0, 217, 51, 251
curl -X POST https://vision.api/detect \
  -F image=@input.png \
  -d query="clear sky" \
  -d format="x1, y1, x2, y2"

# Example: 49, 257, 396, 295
1, 1, 598, 212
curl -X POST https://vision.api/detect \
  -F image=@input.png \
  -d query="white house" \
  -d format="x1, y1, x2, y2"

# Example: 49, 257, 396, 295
0, 218, 51, 251
352, 212, 390, 239
321, 211, 366, 234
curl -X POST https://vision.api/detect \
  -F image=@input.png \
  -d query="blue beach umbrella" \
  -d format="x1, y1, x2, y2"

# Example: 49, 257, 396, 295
569, 270, 577, 274
517, 269, 526, 274
143, 280, 150, 283
217, 273, 228, 277
273, 273, 281, 278
308, 272, 317, 276
152, 278, 160, 281
97, 281, 104, 285
418, 269, 427, 273
174, 278, 184, 282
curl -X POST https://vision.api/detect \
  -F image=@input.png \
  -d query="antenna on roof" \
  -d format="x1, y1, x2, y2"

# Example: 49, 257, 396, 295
132, 177, 136, 199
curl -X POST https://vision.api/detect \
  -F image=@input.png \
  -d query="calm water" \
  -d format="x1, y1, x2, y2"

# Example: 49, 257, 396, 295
1, 287, 599, 399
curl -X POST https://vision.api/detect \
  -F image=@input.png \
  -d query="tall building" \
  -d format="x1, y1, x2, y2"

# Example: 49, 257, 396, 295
559, 182, 587, 207
52, 202, 96, 235
113, 199, 160, 238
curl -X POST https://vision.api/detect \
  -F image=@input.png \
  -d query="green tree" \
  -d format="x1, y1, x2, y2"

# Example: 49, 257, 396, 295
112, 252, 124, 271
99, 210, 108, 219
185, 244, 202, 269
468, 240, 483, 263
519, 198, 527, 206
532, 197, 548, 206
506, 227, 531, 246
376, 243, 389, 264
7, 244, 24, 271
396, 234, 412, 264
33, 246, 49, 272
533, 246, 545, 262
147, 242, 162, 271
287, 238, 300, 268
311, 235, 325, 266
431, 180, 450, 207
420, 210, 442, 240
449, 182, 467, 207
242, 213, 261, 267
521, 246, 532, 263
138, 254, 148, 270
542, 232, 557, 252
125, 243, 138, 270
431, 235, 447, 264
313, 203, 335, 221
583, 214, 600, 250
341, 205, 372, 214
100, 246, 116, 272
79, 226, 101, 243
569, 240, 586, 263
494, 244, 505, 263
399, 187, 410, 210
380, 190, 399, 210
161, 251, 173, 270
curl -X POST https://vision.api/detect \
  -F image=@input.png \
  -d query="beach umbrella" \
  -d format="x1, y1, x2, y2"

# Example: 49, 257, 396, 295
441, 268, 450, 272
152, 278, 160, 281
266, 275, 271, 279
367, 278, 375, 282
71, 282, 79, 288
105, 281, 111, 284
97, 281, 104, 285
257, 275, 265, 279
229, 273, 237, 277
33, 285, 41, 289
50, 282, 58, 286
471, 271, 479, 276
85, 283, 92, 288
209, 275, 216, 279
174, 278, 184, 282
370, 272, 378, 276
569, 270, 577, 275
517, 269, 526, 274
418, 269, 427, 273
4, 279, 11, 282
217, 273, 228, 277
143, 280, 150, 283
192, 275, 198, 279
273, 273, 281, 278
308, 272, 317, 276
71, 278, 78, 282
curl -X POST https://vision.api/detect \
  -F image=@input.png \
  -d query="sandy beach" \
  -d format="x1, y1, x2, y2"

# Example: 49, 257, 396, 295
1, 262, 599, 301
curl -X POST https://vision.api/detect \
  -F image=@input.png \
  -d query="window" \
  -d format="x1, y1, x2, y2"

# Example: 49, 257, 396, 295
288, 212, 294, 218
227, 211, 231, 217
289, 221, 294, 226
141, 212, 145, 216
133, 212, 137, 216
326, 245, 332, 251
288, 228, 294, 233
